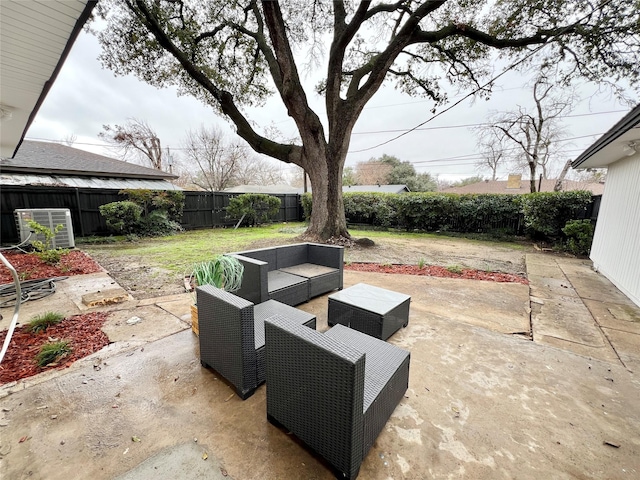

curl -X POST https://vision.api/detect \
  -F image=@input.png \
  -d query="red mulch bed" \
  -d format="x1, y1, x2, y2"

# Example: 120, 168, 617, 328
345, 263, 529, 285
0, 312, 110, 384
0, 250, 103, 285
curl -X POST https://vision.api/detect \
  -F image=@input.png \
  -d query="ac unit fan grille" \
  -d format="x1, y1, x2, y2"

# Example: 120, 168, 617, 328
15, 208, 75, 249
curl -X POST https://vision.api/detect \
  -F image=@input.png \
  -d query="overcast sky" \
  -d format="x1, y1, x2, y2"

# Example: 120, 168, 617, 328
26, 28, 632, 183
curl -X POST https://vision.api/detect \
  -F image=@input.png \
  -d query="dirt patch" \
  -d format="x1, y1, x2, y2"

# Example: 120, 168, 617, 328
0, 312, 110, 384
86, 251, 185, 299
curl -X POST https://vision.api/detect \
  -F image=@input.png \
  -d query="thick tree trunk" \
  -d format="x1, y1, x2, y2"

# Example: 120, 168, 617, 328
301, 150, 350, 242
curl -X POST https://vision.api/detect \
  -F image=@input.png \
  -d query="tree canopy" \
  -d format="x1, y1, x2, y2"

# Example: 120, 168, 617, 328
95, 0, 640, 240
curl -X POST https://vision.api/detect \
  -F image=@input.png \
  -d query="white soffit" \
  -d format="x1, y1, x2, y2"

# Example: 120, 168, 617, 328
0, 0, 95, 159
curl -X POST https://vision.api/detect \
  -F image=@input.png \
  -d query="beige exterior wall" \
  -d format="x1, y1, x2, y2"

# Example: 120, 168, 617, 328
590, 153, 640, 307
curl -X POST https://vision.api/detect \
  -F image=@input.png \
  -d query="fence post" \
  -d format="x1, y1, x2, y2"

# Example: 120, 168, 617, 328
75, 188, 86, 237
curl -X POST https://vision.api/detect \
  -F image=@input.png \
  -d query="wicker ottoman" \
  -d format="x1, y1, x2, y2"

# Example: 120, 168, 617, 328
328, 283, 410, 340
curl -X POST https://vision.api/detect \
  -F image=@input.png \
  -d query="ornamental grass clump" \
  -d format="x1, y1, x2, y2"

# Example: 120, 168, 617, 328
27, 311, 65, 333
36, 340, 72, 367
189, 255, 244, 298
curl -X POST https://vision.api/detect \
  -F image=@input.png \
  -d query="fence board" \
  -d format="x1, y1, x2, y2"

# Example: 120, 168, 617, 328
1, 187, 303, 244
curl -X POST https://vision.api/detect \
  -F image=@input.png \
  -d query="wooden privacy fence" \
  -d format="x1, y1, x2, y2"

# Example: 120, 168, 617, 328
0, 186, 601, 245
0, 186, 303, 245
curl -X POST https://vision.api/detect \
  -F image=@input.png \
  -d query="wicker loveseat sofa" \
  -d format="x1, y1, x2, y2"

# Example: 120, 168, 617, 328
229, 243, 344, 306
264, 315, 411, 479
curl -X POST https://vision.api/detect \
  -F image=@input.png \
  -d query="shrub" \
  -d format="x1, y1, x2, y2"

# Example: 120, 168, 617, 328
301, 192, 313, 221
394, 193, 460, 231
562, 219, 595, 256
227, 194, 281, 226
25, 219, 68, 265
343, 192, 396, 227
137, 210, 183, 237
99, 190, 185, 237
521, 190, 592, 240
36, 340, 72, 367
99, 201, 143, 234
153, 190, 185, 223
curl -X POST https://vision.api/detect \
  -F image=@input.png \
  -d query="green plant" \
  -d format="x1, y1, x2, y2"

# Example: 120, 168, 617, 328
562, 219, 594, 256
446, 264, 463, 275
227, 194, 281, 226
36, 249, 67, 265
301, 192, 313, 221
521, 190, 592, 240
26, 219, 63, 252
99, 201, 143, 234
27, 311, 65, 333
137, 210, 183, 237
417, 258, 426, 269
189, 255, 245, 301
36, 340, 72, 367
25, 219, 67, 265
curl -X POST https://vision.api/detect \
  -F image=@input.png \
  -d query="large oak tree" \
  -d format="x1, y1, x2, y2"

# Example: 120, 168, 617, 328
96, 0, 640, 241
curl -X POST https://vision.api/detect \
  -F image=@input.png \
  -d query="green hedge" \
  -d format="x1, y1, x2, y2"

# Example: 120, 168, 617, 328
302, 190, 593, 240
227, 193, 281, 226
520, 191, 592, 239
99, 189, 185, 237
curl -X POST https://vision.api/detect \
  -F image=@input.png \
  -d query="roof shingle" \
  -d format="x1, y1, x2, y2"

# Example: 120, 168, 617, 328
0, 140, 177, 180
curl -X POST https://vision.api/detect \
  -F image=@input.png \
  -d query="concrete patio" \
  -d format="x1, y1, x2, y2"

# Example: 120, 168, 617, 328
1, 254, 639, 479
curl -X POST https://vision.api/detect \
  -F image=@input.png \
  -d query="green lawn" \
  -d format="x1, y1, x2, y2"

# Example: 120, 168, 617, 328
81, 222, 525, 274
81, 223, 307, 274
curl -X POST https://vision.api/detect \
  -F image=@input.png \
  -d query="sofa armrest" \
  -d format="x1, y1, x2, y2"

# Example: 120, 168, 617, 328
265, 315, 365, 479
196, 285, 258, 398
307, 243, 344, 270
228, 254, 269, 304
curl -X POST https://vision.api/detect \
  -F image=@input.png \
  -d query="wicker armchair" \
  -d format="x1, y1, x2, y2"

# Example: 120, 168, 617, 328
264, 315, 410, 479
196, 285, 316, 400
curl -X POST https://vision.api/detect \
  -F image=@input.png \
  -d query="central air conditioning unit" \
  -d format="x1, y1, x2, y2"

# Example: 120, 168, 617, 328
15, 208, 75, 249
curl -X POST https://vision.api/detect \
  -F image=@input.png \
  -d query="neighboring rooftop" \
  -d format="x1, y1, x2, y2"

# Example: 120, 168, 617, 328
223, 184, 300, 194
0, 140, 180, 190
443, 176, 605, 196
342, 184, 410, 194
223, 184, 411, 195
1, 140, 177, 179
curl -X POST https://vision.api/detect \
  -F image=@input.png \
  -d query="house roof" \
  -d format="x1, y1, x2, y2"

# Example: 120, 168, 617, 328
223, 184, 300, 194
342, 184, 410, 194
0, 140, 177, 180
222, 184, 411, 195
443, 179, 605, 196
0, 0, 97, 158
572, 104, 640, 169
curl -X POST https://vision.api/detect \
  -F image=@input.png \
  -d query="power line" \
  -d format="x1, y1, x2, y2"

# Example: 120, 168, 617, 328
350, 110, 625, 136
347, 0, 617, 154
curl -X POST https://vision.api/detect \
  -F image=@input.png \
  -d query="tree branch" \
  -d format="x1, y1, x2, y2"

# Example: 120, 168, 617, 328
128, 0, 300, 165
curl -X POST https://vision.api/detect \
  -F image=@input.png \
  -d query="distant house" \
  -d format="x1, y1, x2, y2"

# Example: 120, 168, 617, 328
571, 105, 640, 307
224, 184, 411, 195
442, 175, 604, 195
223, 184, 300, 194
0, 140, 179, 190
342, 184, 410, 194
0, 141, 180, 242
